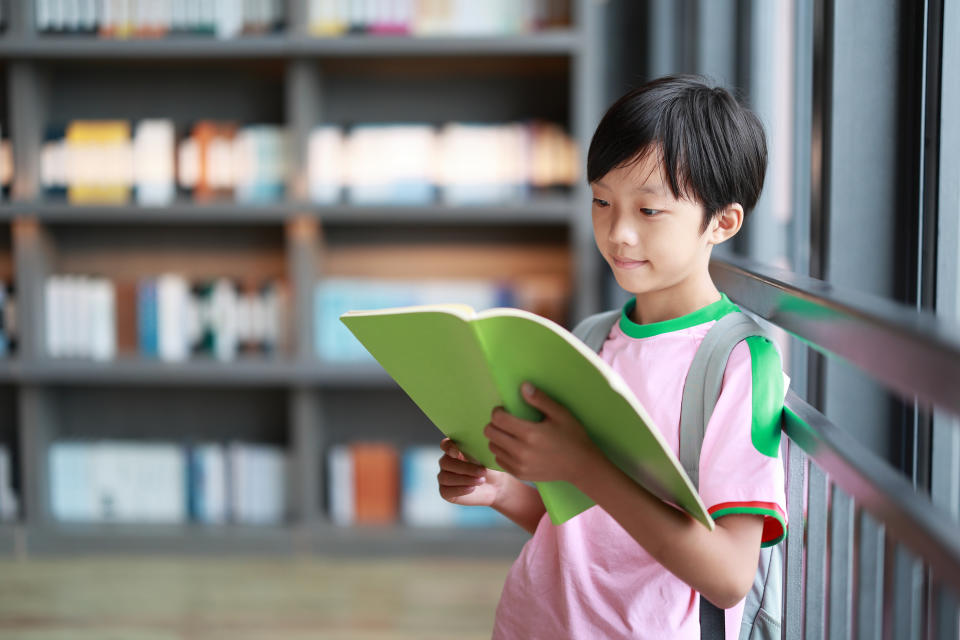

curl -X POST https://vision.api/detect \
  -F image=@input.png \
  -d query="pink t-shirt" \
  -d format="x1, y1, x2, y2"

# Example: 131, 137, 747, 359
493, 294, 787, 639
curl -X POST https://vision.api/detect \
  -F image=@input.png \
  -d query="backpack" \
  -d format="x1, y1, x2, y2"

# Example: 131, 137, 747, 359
572, 309, 784, 640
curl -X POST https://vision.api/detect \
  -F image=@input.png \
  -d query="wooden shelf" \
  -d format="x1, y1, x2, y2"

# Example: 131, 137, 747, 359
0, 32, 581, 60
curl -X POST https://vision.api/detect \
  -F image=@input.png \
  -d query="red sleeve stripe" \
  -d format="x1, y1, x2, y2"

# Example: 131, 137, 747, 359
708, 501, 788, 546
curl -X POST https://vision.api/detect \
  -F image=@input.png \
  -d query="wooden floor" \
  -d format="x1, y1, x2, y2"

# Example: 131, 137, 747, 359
0, 556, 513, 639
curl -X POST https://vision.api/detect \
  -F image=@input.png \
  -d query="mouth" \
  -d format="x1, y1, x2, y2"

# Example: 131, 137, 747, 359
611, 256, 649, 270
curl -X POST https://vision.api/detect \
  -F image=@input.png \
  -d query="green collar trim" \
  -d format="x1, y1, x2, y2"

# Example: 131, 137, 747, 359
619, 293, 739, 338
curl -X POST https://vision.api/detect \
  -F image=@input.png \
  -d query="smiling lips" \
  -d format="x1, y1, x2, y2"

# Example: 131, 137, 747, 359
612, 256, 649, 269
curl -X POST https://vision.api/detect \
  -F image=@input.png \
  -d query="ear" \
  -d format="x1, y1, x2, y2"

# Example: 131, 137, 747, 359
707, 203, 744, 246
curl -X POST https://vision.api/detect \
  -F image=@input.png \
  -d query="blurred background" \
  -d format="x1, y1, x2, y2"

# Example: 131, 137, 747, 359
0, 0, 956, 638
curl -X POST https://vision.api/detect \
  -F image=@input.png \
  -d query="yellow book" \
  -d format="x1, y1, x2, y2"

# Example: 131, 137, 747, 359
66, 120, 132, 205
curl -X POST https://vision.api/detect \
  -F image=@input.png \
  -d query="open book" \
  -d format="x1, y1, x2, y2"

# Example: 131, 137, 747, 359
340, 304, 713, 528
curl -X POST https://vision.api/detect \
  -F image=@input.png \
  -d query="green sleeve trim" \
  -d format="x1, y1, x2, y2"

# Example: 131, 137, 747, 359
710, 505, 787, 548
746, 335, 784, 458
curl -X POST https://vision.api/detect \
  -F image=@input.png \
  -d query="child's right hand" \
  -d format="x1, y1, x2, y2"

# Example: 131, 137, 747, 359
438, 438, 506, 508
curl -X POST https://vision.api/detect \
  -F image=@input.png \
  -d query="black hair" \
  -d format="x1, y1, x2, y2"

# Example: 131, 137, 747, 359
587, 74, 767, 231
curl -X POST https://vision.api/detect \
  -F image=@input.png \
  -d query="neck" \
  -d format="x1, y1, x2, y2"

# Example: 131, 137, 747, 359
630, 271, 721, 325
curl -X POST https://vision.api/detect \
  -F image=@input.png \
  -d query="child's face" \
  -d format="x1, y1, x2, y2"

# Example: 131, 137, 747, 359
590, 151, 715, 299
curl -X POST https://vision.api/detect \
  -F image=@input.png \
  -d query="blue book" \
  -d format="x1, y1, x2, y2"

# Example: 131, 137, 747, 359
137, 278, 158, 357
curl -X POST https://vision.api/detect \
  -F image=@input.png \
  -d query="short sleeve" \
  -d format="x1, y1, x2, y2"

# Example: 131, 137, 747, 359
697, 335, 788, 547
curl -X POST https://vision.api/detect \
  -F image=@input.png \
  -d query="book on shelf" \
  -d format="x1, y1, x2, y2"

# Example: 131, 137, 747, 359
50, 440, 287, 525
46, 273, 287, 362
340, 304, 713, 528
36, 0, 284, 39
315, 277, 513, 362
307, 0, 571, 37
307, 121, 578, 206
40, 119, 288, 206
327, 442, 507, 528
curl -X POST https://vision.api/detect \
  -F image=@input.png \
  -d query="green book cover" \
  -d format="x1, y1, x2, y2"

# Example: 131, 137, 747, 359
340, 304, 712, 529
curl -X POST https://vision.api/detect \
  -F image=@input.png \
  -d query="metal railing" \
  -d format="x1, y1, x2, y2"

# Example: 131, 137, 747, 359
710, 255, 960, 640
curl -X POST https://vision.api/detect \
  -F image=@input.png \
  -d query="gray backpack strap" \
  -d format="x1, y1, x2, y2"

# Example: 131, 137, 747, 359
571, 309, 620, 353
678, 312, 767, 488
680, 312, 769, 640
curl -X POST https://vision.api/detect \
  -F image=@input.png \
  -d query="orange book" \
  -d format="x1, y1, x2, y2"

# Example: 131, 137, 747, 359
351, 443, 399, 525
115, 280, 138, 355
191, 121, 237, 202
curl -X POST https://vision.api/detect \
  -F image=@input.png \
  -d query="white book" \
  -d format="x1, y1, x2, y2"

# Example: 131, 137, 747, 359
136, 443, 186, 523
45, 276, 60, 358
210, 278, 238, 361
157, 274, 190, 362
88, 278, 116, 361
215, 0, 243, 39
50, 442, 98, 522
402, 446, 455, 527
198, 444, 227, 524
327, 444, 353, 526
307, 126, 343, 204
133, 119, 175, 206
171, 0, 186, 30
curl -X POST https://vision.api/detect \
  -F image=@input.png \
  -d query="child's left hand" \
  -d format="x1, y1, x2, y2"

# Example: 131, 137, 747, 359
484, 382, 603, 485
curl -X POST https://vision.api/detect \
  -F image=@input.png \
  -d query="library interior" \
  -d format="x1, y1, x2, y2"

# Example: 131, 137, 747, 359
0, 0, 958, 638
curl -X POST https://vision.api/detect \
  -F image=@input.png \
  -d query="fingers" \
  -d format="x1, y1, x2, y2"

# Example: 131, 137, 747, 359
488, 440, 521, 473
438, 450, 485, 477
440, 437, 466, 461
437, 469, 485, 487
520, 382, 566, 418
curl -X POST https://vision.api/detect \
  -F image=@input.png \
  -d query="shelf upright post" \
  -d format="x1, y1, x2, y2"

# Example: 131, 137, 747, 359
286, 215, 323, 528
284, 45, 326, 531
8, 62, 47, 204
570, 0, 604, 321
18, 385, 57, 530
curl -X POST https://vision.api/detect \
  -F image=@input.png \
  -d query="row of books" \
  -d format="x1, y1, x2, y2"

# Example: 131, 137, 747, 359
314, 277, 512, 362
328, 443, 507, 527
36, 0, 284, 39
41, 120, 289, 206
38, 119, 575, 206
0, 446, 17, 523
308, 0, 571, 37
50, 440, 287, 524
309, 122, 578, 205
0, 282, 15, 358
45, 274, 287, 361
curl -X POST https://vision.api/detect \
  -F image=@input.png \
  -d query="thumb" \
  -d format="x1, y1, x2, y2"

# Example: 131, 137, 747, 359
521, 382, 565, 418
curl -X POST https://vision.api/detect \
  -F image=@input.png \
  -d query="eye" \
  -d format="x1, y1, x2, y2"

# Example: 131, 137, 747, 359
592, 197, 610, 208
640, 208, 661, 217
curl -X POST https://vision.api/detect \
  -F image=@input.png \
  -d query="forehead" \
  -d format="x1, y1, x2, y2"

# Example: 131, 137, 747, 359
594, 150, 671, 196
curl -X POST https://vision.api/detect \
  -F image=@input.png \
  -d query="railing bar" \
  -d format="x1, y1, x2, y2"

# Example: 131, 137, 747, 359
805, 461, 828, 640
828, 485, 853, 639
785, 438, 806, 638
932, 585, 959, 640
856, 509, 885, 640
893, 544, 925, 640
711, 257, 960, 416
783, 392, 960, 593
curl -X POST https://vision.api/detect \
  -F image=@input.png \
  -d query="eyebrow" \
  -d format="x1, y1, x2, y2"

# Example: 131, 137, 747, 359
592, 180, 668, 197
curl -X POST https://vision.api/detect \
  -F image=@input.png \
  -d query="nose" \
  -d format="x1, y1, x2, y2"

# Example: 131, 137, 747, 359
608, 208, 639, 246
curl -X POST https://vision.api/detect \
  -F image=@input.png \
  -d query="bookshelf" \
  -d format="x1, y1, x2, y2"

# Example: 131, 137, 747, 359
0, 0, 604, 556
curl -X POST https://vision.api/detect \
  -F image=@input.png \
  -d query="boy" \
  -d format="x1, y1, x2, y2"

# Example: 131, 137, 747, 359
438, 75, 786, 639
